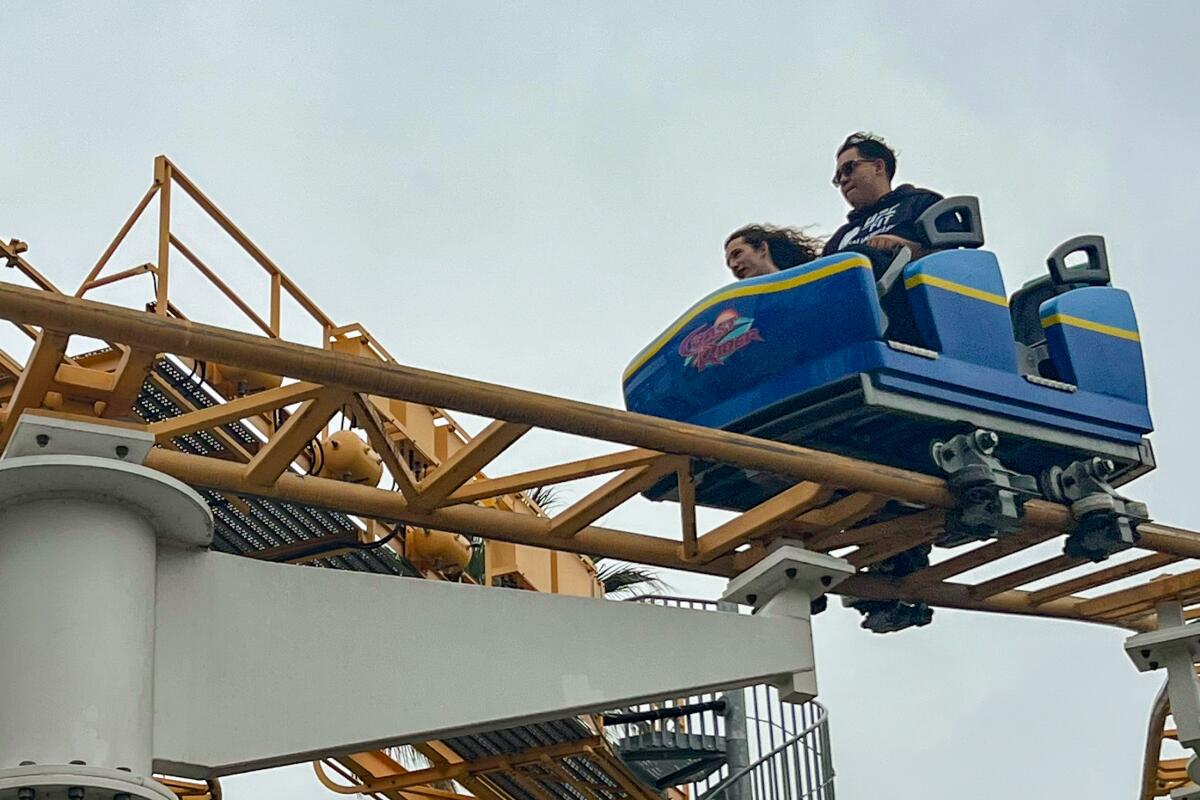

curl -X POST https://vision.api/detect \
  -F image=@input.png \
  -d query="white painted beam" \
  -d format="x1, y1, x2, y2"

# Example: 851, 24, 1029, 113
152, 549, 817, 777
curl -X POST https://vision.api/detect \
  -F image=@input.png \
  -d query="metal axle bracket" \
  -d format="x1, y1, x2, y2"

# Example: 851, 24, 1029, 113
1044, 456, 1149, 562
848, 599, 934, 634
845, 544, 935, 634
932, 429, 1038, 546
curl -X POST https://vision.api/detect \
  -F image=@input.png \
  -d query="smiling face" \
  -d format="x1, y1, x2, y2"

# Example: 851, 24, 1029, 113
724, 236, 778, 280
835, 145, 891, 210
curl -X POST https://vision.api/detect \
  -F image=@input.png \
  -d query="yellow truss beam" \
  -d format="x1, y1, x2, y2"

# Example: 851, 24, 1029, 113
411, 420, 531, 511
171, 235, 275, 337
968, 554, 1082, 601
157, 776, 220, 800
695, 481, 829, 563
786, 491, 881, 541
900, 527, 1060, 588
809, 508, 943, 552
847, 518, 944, 570
319, 736, 607, 794
0, 346, 23, 378
1078, 567, 1200, 620
446, 448, 664, 504
549, 458, 679, 539
243, 390, 346, 485
413, 743, 510, 800
0, 282, 967, 513
8, 275, 1200, 628
50, 362, 117, 399
347, 394, 420, 498
148, 381, 325, 441
677, 461, 698, 560
144, 445, 740, 576
103, 346, 161, 418
1028, 553, 1181, 607
0, 330, 69, 450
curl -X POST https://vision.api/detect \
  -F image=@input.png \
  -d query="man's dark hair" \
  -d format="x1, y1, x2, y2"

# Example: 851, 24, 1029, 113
837, 131, 896, 180
725, 225, 823, 269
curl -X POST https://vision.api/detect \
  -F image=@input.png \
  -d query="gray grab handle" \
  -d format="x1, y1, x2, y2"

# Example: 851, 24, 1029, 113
1046, 235, 1111, 286
916, 195, 984, 250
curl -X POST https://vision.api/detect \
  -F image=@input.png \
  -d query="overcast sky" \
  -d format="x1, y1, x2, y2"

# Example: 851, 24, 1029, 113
5, 2, 1200, 798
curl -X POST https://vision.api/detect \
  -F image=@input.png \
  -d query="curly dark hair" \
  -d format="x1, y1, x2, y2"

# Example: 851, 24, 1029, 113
837, 131, 897, 179
725, 225, 824, 269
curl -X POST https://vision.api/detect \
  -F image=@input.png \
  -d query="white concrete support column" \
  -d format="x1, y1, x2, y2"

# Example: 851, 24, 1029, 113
722, 544, 854, 703
1125, 598, 1200, 791
0, 417, 212, 800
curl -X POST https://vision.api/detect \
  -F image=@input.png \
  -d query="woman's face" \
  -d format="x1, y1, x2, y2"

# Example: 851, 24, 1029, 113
725, 237, 777, 280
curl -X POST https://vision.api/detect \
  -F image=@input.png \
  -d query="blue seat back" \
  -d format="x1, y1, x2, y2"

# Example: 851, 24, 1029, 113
903, 250, 1017, 370
623, 253, 881, 421
1040, 287, 1147, 403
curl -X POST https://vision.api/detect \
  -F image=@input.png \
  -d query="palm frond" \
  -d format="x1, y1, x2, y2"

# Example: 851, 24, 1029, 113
594, 559, 668, 598
464, 539, 486, 584
526, 485, 564, 514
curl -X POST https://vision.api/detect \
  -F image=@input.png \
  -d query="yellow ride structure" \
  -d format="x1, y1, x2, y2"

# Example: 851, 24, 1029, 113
0, 156, 1195, 798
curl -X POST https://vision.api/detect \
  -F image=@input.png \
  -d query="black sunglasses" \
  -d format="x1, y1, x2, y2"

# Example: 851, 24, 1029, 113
831, 158, 877, 186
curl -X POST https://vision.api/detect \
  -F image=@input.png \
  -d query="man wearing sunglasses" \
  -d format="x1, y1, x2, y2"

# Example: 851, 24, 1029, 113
823, 131, 944, 273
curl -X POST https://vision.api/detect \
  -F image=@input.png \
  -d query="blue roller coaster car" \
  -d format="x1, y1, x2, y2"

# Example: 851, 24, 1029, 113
623, 197, 1152, 576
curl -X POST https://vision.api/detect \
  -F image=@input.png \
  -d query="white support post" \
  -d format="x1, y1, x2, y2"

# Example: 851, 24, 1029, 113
721, 543, 854, 703
1125, 599, 1200, 790
0, 417, 212, 800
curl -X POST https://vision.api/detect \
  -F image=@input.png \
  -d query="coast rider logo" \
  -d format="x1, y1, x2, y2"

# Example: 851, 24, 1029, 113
678, 308, 763, 371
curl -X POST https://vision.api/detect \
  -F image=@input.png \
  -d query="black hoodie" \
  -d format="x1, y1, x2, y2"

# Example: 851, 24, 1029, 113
823, 184, 944, 270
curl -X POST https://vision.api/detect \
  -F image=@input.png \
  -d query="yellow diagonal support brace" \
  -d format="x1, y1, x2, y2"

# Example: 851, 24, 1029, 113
148, 382, 325, 441
0, 329, 69, 450
243, 390, 347, 485
694, 481, 829, 563
411, 420, 530, 511
347, 394, 420, 499
549, 458, 679, 539
447, 448, 663, 504
102, 346, 160, 418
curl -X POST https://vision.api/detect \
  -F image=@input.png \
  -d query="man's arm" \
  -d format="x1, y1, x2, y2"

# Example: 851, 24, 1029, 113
865, 189, 945, 257
864, 233, 927, 258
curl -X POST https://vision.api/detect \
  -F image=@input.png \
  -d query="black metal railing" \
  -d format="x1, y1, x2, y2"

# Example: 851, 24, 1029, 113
603, 596, 835, 800
702, 691, 834, 800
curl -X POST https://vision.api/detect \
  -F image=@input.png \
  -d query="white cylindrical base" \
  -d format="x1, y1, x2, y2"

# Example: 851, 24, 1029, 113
0, 496, 157, 773
0, 765, 177, 800
0, 454, 211, 792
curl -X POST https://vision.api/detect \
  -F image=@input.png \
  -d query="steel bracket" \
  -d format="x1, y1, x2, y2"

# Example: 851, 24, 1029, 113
1045, 456, 1149, 562
2, 411, 155, 463
932, 429, 1038, 546
722, 544, 854, 703
722, 543, 854, 616
845, 543, 935, 634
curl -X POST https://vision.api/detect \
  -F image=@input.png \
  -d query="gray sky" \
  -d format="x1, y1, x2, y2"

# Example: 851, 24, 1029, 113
4, 2, 1199, 797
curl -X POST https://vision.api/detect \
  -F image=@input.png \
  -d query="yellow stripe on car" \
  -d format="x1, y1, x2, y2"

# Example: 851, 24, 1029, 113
622, 255, 872, 382
903, 273, 1008, 307
1040, 313, 1141, 342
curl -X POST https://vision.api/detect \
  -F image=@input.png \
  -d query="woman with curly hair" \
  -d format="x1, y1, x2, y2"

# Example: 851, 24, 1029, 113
723, 224, 824, 280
